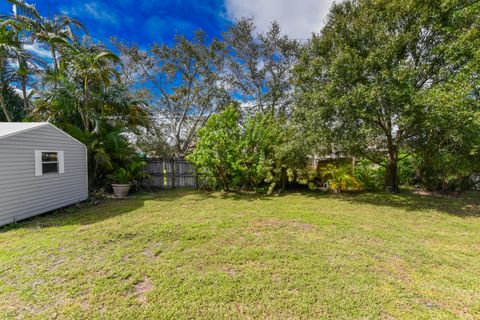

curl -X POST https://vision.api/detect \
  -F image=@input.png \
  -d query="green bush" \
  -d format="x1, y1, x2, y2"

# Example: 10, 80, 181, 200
353, 156, 416, 191
353, 160, 385, 191
320, 164, 360, 193
187, 104, 243, 192
397, 154, 416, 186
187, 104, 307, 194
108, 159, 151, 190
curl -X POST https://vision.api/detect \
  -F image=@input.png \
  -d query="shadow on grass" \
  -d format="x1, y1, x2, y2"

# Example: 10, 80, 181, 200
147, 188, 273, 202
334, 190, 480, 218
4, 188, 477, 232
1, 188, 274, 232
0, 196, 149, 232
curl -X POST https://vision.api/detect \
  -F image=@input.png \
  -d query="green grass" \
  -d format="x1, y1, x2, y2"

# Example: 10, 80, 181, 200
1, 190, 480, 319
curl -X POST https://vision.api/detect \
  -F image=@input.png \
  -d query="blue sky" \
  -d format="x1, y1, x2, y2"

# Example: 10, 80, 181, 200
1, 0, 230, 48
1, 0, 335, 49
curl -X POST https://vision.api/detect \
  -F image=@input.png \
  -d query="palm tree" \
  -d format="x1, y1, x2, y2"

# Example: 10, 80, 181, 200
31, 15, 86, 72
60, 43, 120, 131
0, 25, 25, 121
6, 1, 40, 111
7, 0, 86, 101
32, 48, 148, 189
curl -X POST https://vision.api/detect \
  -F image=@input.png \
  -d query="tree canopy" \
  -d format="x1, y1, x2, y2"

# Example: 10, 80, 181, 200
1, 0, 478, 193
294, 0, 480, 192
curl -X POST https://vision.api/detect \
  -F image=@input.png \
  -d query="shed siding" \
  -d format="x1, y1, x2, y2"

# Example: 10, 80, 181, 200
0, 125, 87, 226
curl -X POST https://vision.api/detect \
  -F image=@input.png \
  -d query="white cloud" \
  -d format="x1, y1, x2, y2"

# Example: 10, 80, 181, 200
61, 2, 119, 27
13, 87, 33, 99
24, 41, 51, 59
83, 3, 119, 26
224, 0, 335, 39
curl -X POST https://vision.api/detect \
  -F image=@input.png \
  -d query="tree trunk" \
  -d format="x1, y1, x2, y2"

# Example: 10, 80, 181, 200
50, 45, 58, 72
385, 155, 399, 193
21, 76, 28, 112
0, 82, 12, 122
384, 128, 400, 193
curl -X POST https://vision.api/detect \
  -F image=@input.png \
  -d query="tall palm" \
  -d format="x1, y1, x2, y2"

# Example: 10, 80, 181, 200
4, 1, 43, 112
0, 25, 25, 121
32, 15, 86, 72
46, 43, 120, 132
7, 1, 86, 81
7, 0, 41, 20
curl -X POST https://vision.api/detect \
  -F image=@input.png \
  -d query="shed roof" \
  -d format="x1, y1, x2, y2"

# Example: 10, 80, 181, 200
0, 122, 85, 148
0, 122, 49, 139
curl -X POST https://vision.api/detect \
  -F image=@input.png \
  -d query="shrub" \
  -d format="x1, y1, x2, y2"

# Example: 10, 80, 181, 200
187, 104, 308, 194
321, 164, 360, 193
108, 159, 150, 191
187, 104, 243, 192
353, 160, 385, 191
397, 154, 416, 186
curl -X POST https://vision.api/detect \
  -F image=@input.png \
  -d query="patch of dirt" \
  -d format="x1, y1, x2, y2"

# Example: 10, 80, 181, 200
380, 312, 396, 320
464, 204, 480, 213
379, 255, 413, 285
134, 277, 153, 303
81, 299, 90, 310
223, 267, 237, 276
144, 242, 163, 258
415, 298, 441, 309
412, 189, 460, 198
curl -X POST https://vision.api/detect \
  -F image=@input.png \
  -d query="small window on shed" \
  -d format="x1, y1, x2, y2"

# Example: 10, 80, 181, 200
35, 150, 64, 176
42, 152, 59, 174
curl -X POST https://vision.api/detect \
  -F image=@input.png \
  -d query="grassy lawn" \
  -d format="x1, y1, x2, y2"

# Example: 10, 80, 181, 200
1, 190, 480, 319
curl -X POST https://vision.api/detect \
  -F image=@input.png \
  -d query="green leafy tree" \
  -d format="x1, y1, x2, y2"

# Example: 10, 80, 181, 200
239, 113, 306, 193
224, 18, 301, 116
116, 32, 230, 157
31, 40, 149, 189
32, 15, 85, 72
5, 0, 42, 112
407, 2, 480, 191
188, 104, 308, 193
295, 0, 480, 192
0, 84, 24, 121
187, 104, 242, 191
353, 160, 385, 191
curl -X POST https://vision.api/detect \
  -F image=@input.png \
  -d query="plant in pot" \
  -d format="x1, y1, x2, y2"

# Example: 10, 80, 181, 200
108, 168, 133, 198
108, 160, 150, 198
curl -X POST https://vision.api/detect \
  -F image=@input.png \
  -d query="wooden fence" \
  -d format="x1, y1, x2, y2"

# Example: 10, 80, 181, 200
144, 158, 197, 188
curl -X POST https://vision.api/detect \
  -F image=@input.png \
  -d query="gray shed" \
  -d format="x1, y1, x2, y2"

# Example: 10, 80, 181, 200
0, 122, 88, 226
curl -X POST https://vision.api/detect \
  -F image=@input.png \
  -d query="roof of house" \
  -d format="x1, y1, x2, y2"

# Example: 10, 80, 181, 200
0, 122, 49, 139
0, 122, 86, 147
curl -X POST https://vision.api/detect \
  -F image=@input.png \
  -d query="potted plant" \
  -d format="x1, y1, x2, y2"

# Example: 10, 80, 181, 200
108, 160, 150, 198
109, 168, 133, 198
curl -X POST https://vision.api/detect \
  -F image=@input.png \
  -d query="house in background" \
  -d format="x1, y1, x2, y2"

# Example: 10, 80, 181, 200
0, 123, 88, 227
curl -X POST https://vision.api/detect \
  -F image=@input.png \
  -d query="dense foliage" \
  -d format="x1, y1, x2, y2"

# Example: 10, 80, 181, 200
294, 0, 480, 192
1, 0, 478, 194
187, 104, 307, 194
1, 1, 150, 190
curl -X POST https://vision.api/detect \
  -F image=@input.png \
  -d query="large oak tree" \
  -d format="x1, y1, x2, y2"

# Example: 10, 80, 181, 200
295, 0, 479, 192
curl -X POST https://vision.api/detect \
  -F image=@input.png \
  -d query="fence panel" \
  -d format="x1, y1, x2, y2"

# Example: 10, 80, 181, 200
144, 158, 197, 188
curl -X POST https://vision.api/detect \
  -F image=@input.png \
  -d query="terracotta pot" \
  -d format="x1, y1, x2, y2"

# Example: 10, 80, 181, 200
111, 184, 131, 199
